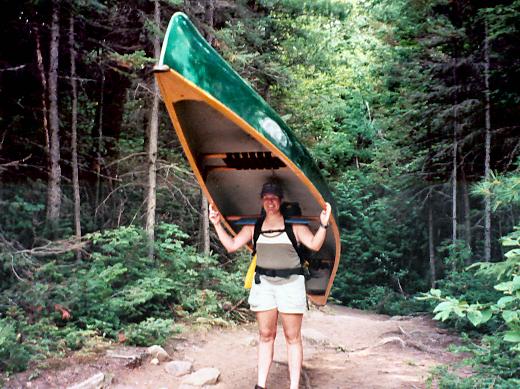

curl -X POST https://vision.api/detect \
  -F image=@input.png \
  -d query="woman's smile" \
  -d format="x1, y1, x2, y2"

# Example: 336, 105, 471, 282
262, 195, 281, 212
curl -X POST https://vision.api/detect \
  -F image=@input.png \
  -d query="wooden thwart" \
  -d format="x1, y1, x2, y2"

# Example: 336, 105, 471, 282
201, 151, 286, 171
226, 215, 319, 221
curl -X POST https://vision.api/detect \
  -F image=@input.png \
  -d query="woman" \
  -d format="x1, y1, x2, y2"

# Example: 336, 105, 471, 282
209, 181, 331, 389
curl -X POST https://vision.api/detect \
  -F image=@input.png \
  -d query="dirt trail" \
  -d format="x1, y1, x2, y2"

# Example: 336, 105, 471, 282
7, 305, 464, 389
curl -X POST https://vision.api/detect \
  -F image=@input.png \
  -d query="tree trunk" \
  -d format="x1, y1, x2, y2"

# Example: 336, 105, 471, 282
69, 14, 81, 260
452, 122, 458, 245
428, 198, 436, 288
203, 0, 215, 45
197, 0, 214, 255
498, 217, 504, 259
461, 169, 471, 259
184, 0, 215, 45
199, 194, 210, 255
34, 26, 50, 154
145, 0, 161, 259
46, 0, 62, 231
452, 63, 458, 246
94, 66, 105, 223
484, 20, 492, 262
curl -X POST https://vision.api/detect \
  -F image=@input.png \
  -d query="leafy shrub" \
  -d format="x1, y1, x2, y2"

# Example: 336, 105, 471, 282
355, 285, 433, 315
123, 318, 177, 346
331, 170, 425, 309
438, 239, 473, 273
421, 225, 520, 350
422, 171, 520, 386
0, 222, 248, 373
431, 270, 503, 333
0, 318, 31, 373
430, 334, 520, 388
0, 183, 46, 245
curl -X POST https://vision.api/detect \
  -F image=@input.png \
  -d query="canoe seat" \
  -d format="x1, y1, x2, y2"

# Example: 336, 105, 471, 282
202, 151, 285, 171
223, 152, 285, 170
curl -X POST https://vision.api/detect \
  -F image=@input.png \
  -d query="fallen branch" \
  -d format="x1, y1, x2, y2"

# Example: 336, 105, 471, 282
0, 155, 32, 170
227, 297, 246, 313
0, 64, 27, 72
14, 238, 88, 257
10, 253, 25, 282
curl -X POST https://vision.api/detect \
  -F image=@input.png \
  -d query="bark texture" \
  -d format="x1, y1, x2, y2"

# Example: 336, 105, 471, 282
46, 0, 62, 228
451, 63, 458, 246
70, 14, 82, 260
428, 200, 436, 287
145, 0, 161, 258
34, 26, 50, 154
483, 21, 492, 262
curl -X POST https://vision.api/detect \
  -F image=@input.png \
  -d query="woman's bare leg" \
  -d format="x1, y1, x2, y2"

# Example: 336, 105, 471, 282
256, 309, 278, 387
280, 313, 303, 389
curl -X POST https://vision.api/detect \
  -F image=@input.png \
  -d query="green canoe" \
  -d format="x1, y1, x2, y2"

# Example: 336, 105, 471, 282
154, 12, 340, 305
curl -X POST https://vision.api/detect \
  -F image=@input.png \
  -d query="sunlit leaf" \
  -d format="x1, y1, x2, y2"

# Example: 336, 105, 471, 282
504, 330, 520, 343
467, 311, 482, 327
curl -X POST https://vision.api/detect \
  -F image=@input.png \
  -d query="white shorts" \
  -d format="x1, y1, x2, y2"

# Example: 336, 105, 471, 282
248, 274, 307, 314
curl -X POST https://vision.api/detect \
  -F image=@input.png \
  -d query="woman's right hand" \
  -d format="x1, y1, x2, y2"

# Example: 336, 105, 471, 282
209, 203, 221, 225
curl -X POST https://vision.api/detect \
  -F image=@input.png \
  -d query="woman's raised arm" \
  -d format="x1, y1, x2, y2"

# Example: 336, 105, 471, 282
209, 203, 253, 253
294, 202, 331, 252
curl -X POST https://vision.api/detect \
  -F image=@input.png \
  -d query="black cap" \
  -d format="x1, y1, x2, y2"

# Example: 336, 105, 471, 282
260, 181, 283, 198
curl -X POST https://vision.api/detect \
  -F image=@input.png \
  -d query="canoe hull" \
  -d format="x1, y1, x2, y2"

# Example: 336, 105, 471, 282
155, 13, 341, 306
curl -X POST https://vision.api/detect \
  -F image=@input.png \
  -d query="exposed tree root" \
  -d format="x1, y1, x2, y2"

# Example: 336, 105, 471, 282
326, 325, 443, 355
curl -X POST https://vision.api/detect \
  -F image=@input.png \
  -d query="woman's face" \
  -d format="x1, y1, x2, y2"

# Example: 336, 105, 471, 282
262, 194, 281, 214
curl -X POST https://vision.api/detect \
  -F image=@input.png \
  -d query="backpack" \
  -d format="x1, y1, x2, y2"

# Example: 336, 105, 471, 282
251, 202, 307, 265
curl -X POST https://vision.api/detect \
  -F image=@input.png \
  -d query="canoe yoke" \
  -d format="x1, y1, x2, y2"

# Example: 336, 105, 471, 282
229, 214, 333, 296
230, 217, 311, 226
223, 152, 285, 169
201, 151, 286, 177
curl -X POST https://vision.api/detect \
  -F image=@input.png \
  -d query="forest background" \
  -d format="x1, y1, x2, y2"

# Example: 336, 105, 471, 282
0, 0, 519, 387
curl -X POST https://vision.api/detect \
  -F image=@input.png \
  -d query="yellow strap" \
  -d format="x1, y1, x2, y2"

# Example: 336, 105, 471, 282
244, 254, 257, 289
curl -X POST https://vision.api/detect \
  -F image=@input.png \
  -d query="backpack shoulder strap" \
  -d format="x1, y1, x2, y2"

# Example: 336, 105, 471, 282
284, 221, 304, 265
254, 217, 303, 264
252, 215, 265, 255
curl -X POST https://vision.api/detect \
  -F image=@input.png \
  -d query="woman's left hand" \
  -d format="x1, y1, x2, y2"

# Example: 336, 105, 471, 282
320, 202, 332, 227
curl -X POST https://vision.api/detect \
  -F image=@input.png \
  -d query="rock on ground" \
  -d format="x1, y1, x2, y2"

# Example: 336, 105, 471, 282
66, 373, 108, 389
146, 345, 170, 362
164, 360, 193, 377
181, 367, 220, 386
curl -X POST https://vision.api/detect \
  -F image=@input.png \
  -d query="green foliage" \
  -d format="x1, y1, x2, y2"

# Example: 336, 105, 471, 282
260, 0, 352, 20
0, 183, 47, 245
0, 223, 247, 373
361, 286, 432, 315
165, 0, 183, 6
0, 318, 31, 373
421, 171, 520, 384
420, 227, 520, 350
331, 169, 429, 309
472, 171, 520, 212
432, 271, 501, 331
1, 0, 519, 382
423, 170, 520, 350
438, 239, 473, 273
123, 318, 177, 346
429, 334, 520, 388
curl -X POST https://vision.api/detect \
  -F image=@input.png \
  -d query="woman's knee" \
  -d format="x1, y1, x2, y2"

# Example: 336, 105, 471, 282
258, 327, 276, 342
283, 329, 301, 344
